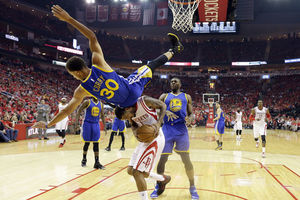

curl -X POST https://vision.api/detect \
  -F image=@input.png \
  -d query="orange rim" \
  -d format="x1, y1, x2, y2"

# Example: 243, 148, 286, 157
169, 0, 200, 6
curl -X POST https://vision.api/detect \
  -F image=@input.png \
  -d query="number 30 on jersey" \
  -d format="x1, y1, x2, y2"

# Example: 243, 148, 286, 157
100, 79, 119, 99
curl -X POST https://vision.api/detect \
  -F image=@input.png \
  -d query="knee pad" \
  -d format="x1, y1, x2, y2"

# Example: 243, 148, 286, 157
61, 130, 66, 138
93, 142, 99, 152
261, 135, 266, 144
83, 142, 90, 151
119, 132, 125, 138
112, 131, 117, 136
56, 130, 62, 137
254, 138, 259, 141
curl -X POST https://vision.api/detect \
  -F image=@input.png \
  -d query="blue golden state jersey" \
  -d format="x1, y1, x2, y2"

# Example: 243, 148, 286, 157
164, 92, 188, 125
216, 110, 225, 123
84, 99, 102, 123
80, 65, 152, 107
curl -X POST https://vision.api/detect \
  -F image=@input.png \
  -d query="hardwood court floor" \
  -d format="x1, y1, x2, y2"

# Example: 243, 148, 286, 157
0, 127, 299, 200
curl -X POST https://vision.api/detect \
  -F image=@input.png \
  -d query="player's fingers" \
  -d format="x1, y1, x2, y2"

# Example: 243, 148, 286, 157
52, 6, 60, 12
53, 5, 60, 10
52, 9, 60, 15
56, 5, 63, 11
53, 6, 63, 14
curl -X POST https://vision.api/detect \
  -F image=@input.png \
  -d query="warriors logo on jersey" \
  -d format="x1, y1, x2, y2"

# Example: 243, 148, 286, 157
170, 98, 182, 112
91, 107, 100, 117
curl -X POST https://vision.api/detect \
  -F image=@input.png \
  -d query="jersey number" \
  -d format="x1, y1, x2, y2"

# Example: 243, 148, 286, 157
100, 79, 119, 99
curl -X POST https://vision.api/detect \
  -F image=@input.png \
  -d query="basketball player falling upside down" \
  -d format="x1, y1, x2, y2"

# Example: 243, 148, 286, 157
33, 5, 183, 130
115, 96, 171, 200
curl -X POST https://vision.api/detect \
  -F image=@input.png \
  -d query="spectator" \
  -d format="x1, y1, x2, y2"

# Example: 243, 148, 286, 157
0, 117, 11, 143
36, 99, 50, 140
3, 115, 18, 142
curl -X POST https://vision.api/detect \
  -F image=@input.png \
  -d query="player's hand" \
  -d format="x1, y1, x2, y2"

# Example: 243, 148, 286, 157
185, 116, 191, 126
51, 5, 72, 22
32, 121, 47, 129
166, 111, 179, 122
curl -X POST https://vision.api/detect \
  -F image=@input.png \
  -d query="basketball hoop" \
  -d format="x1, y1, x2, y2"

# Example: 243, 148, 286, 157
208, 98, 214, 108
168, 0, 201, 33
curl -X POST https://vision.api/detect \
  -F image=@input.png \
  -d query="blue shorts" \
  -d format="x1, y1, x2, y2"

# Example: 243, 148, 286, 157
82, 121, 100, 142
124, 65, 152, 107
112, 118, 125, 132
215, 121, 225, 134
162, 123, 190, 154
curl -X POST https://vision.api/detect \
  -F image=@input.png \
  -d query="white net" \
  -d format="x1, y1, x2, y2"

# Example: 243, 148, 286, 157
168, 0, 200, 33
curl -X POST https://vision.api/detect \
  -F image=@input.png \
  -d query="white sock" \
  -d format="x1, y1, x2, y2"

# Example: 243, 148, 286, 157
139, 191, 149, 200
262, 147, 265, 153
60, 138, 65, 144
149, 172, 164, 181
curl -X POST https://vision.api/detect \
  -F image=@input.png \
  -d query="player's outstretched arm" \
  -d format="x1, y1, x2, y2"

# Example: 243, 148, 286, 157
75, 100, 90, 126
33, 86, 88, 129
51, 5, 111, 70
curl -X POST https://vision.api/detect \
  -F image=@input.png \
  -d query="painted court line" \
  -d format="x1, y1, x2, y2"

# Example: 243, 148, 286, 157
27, 158, 121, 200
220, 173, 236, 176
68, 166, 128, 200
244, 157, 298, 200
107, 187, 248, 200
283, 165, 300, 178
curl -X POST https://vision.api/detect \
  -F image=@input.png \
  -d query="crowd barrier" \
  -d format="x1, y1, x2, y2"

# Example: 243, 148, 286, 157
14, 122, 104, 140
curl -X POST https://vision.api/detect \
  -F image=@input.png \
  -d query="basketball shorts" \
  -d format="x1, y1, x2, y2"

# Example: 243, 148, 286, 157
162, 123, 190, 154
129, 128, 165, 173
81, 121, 101, 142
215, 120, 225, 135
55, 117, 68, 131
112, 118, 125, 132
253, 123, 267, 138
124, 65, 152, 107
235, 121, 242, 130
